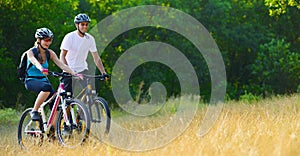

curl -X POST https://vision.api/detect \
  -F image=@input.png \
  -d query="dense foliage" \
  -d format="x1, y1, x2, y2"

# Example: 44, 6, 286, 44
0, 0, 299, 109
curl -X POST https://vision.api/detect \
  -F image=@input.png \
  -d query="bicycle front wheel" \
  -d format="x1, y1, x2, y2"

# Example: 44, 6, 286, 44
17, 108, 44, 149
56, 99, 90, 148
89, 97, 111, 139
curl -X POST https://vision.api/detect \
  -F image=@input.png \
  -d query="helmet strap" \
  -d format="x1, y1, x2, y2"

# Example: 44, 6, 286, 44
78, 29, 85, 36
37, 42, 47, 50
76, 23, 86, 37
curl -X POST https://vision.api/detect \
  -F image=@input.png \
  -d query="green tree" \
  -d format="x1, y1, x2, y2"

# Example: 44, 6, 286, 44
251, 39, 300, 95
0, 0, 78, 108
264, 0, 300, 16
1, 0, 300, 108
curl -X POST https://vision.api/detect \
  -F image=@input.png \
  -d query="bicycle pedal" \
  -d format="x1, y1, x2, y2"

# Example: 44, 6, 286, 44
91, 119, 102, 123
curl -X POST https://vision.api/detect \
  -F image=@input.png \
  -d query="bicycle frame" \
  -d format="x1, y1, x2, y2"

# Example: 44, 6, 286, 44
25, 77, 74, 136
75, 78, 100, 122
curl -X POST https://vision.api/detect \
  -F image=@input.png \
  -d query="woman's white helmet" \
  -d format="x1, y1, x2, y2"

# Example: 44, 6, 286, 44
35, 28, 54, 39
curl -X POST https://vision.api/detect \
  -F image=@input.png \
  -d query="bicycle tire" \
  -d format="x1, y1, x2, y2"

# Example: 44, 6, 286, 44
89, 97, 111, 139
56, 99, 90, 148
17, 108, 44, 149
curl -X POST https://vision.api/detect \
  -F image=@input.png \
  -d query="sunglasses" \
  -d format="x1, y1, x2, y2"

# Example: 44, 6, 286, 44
43, 38, 53, 42
80, 23, 89, 27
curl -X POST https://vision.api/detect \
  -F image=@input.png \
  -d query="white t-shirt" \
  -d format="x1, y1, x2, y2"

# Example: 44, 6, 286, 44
60, 31, 97, 72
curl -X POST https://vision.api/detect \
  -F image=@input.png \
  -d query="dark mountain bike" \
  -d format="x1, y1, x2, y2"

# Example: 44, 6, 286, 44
75, 74, 111, 139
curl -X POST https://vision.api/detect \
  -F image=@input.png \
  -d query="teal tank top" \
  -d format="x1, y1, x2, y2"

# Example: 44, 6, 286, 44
26, 59, 48, 81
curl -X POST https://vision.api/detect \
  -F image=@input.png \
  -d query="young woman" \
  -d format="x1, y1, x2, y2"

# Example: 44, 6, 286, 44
24, 28, 80, 122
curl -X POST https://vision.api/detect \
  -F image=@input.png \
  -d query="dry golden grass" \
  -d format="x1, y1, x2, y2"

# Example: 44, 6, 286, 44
1, 94, 300, 156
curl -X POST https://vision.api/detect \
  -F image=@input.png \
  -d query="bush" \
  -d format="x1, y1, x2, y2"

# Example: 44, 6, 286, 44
252, 39, 300, 95
239, 91, 262, 104
0, 108, 20, 126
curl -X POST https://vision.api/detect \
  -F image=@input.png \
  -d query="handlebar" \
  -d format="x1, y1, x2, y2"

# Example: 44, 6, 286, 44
48, 71, 72, 78
79, 74, 109, 81
48, 71, 109, 81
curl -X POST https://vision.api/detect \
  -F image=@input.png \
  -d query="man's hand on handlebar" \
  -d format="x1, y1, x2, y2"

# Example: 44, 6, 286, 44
102, 73, 110, 81
75, 73, 84, 80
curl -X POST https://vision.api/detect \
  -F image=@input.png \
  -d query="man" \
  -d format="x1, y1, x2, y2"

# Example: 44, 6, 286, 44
60, 13, 108, 95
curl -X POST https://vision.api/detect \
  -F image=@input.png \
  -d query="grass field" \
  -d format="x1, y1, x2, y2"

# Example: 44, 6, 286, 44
1, 94, 299, 156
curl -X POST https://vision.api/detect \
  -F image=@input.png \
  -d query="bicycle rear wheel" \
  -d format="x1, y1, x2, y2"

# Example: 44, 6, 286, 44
89, 97, 111, 139
17, 108, 44, 149
56, 99, 90, 148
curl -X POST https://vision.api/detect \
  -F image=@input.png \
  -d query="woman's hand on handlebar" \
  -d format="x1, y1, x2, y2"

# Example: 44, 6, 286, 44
41, 68, 49, 75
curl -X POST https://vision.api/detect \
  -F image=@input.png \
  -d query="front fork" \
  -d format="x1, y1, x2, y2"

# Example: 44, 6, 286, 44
88, 90, 102, 123
61, 94, 77, 127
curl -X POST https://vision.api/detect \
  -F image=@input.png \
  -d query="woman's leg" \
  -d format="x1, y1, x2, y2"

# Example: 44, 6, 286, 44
25, 80, 54, 121
33, 91, 50, 111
